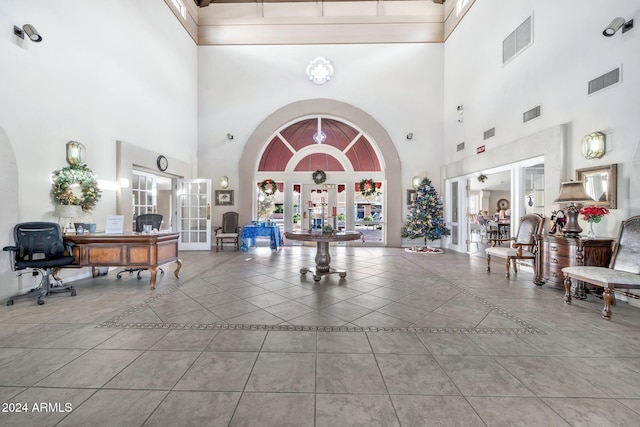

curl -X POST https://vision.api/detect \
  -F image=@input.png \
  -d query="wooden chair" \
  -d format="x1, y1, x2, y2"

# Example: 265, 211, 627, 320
486, 213, 544, 280
215, 212, 240, 252
562, 215, 640, 320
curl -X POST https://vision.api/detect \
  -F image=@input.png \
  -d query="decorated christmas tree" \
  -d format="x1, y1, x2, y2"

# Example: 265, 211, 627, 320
401, 177, 451, 248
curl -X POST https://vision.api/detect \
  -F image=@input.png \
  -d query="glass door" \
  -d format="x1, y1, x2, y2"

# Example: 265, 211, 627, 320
177, 179, 211, 250
131, 170, 157, 230
302, 184, 336, 231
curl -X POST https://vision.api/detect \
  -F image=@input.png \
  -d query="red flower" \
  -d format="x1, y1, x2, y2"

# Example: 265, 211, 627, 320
579, 206, 609, 222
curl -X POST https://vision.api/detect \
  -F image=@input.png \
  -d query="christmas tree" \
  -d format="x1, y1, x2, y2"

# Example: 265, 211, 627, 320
401, 177, 451, 247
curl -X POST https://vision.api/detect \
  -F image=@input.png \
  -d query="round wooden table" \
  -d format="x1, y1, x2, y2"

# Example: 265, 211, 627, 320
284, 230, 362, 281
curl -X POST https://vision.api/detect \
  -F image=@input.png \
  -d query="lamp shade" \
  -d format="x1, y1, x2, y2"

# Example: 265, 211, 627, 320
53, 204, 83, 218
553, 181, 594, 204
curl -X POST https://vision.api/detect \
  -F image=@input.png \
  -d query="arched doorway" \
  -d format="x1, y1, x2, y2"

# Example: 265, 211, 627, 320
239, 99, 402, 247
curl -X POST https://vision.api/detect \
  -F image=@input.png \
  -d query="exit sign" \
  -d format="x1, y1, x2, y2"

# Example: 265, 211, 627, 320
477, 145, 486, 154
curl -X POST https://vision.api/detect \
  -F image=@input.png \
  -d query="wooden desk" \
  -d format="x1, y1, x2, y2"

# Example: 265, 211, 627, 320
539, 234, 613, 298
285, 230, 362, 281
63, 232, 182, 289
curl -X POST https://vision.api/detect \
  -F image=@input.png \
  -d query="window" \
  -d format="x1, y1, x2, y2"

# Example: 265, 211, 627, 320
170, 0, 186, 19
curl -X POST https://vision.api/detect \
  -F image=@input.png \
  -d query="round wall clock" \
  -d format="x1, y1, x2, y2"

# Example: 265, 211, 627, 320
156, 155, 168, 171
497, 198, 510, 211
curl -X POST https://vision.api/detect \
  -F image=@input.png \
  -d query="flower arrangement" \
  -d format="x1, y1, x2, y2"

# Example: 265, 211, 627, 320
322, 224, 333, 234
51, 164, 102, 211
312, 170, 327, 184
258, 179, 278, 194
358, 179, 379, 198
580, 206, 610, 223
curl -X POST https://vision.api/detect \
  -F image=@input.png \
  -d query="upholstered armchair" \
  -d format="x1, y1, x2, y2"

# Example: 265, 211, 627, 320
215, 212, 240, 251
563, 215, 640, 320
486, 213, 544, 280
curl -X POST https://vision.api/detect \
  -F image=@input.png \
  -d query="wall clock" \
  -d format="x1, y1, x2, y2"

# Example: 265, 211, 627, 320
156, 155, 168, 172
497, 198, 510, 211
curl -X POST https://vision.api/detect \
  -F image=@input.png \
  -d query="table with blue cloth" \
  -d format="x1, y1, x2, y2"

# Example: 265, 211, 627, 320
240, 225, 282, 252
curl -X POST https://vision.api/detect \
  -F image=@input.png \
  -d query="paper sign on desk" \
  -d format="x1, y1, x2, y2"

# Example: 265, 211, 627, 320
105, 215, 124, 234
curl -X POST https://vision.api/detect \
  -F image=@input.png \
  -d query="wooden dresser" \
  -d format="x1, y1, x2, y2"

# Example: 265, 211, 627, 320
539, 235, 613, 298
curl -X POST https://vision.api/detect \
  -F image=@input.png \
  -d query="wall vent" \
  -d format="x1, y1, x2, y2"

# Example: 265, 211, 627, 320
456, 142, 465, 152
523, 105, 541, 123
503, 16, 533, 64
483, 128, 495, 140
588, 67, 621, 95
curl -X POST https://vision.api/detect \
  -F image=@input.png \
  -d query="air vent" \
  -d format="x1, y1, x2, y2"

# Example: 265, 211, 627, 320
588, 67, 621, 95
456, 142, 465, 152
503, 16, 533, 64
523, 105, 541, 123
483, 128, 495, 140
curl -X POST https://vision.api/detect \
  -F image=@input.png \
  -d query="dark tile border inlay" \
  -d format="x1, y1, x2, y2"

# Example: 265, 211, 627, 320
97, 253, 545, 335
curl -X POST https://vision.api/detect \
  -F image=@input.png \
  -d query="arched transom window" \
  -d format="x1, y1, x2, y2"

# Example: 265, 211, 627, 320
258, 117, 382, 172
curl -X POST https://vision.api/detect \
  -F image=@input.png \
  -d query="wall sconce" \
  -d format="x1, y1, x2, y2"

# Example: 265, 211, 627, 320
219, 176, 229, 189
13, 24, 42, 42
553, 181, 595, 238
581, 131, 606, 159
226, 133, 234, 140
66, 141, 86, 165
603, 17, 634, 36
412, 176, 423, 189
406, 133, 413, 140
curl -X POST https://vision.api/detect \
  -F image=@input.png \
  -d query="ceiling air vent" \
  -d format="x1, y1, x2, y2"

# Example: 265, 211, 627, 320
523, 105, 541, 123
503, 16, 533, 64
456, 142, 465, 152
588, 67, 621, 95
483, 128, 495, 140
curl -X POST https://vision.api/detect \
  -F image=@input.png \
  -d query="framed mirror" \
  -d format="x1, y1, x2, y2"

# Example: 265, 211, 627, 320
576, 163, 617, 209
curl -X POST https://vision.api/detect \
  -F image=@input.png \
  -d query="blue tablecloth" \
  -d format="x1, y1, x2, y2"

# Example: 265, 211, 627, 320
240, 225, 282, 252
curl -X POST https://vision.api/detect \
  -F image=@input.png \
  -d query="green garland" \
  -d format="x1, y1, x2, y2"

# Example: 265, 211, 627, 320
259, 179, 278, 194
51, 164, 102, 211
312, 170, 327, 184
358, 178, 379, 198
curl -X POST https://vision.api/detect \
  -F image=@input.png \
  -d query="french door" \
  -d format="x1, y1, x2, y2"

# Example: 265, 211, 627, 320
177, 179, 211, 250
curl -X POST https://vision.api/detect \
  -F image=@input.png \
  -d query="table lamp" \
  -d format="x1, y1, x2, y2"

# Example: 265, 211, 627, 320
53, 204, 83, 233
553, 181, 595, 238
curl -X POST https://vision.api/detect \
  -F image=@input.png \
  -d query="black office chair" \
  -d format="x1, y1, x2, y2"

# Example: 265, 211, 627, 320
116, 214, 164, 280
3, 222, 77, 305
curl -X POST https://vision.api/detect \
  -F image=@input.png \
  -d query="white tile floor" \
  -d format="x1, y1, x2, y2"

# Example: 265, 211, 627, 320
1, 245, 640, 426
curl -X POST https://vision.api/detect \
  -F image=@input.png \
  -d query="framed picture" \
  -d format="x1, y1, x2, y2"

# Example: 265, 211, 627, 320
407, 189, 417, 206
215, 190, 234, 206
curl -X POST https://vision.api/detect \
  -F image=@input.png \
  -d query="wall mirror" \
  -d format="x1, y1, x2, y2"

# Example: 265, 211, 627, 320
576, 163, 617, 209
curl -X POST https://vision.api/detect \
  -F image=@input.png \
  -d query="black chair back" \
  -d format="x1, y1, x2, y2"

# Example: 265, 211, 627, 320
13, 222, 66, 263
221, 212, 239, 234
135, 214, 163, 232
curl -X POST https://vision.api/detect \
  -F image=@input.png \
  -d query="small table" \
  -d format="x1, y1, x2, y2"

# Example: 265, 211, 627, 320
241, 225, 282, 252
284, 230, 362, 281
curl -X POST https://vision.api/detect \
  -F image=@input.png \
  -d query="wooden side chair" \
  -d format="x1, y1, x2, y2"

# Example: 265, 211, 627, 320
486, 213, 544, 280
215, 211, 240, 252
562, 215, 640, 320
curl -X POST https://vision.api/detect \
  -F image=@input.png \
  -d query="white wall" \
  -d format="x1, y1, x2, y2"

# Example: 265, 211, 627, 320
444, 0, 640, 237
0, 0, 198, 225
0, 0, 198, 299
197, 43, 444, 226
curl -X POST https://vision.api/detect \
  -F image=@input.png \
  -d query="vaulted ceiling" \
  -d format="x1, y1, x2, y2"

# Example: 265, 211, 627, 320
165, 0, 473, 45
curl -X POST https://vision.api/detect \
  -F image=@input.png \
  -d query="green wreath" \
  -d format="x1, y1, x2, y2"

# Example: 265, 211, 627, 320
51, 164, 102, 211
259, 179, 278, 194
312, 169, 327, 184
358, 178, 379, 198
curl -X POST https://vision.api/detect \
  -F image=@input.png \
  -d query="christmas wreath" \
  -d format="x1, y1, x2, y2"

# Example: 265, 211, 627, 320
312, 169, 327, 184
51, 164, 102, 211
358, 178, 379, 198
258, 179, 278, 194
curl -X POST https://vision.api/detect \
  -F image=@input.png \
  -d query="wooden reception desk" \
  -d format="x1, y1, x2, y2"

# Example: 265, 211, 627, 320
63, 232, 182, 289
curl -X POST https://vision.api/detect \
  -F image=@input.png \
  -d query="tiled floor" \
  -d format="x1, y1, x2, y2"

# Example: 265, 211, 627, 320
1, 245, 640, 426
